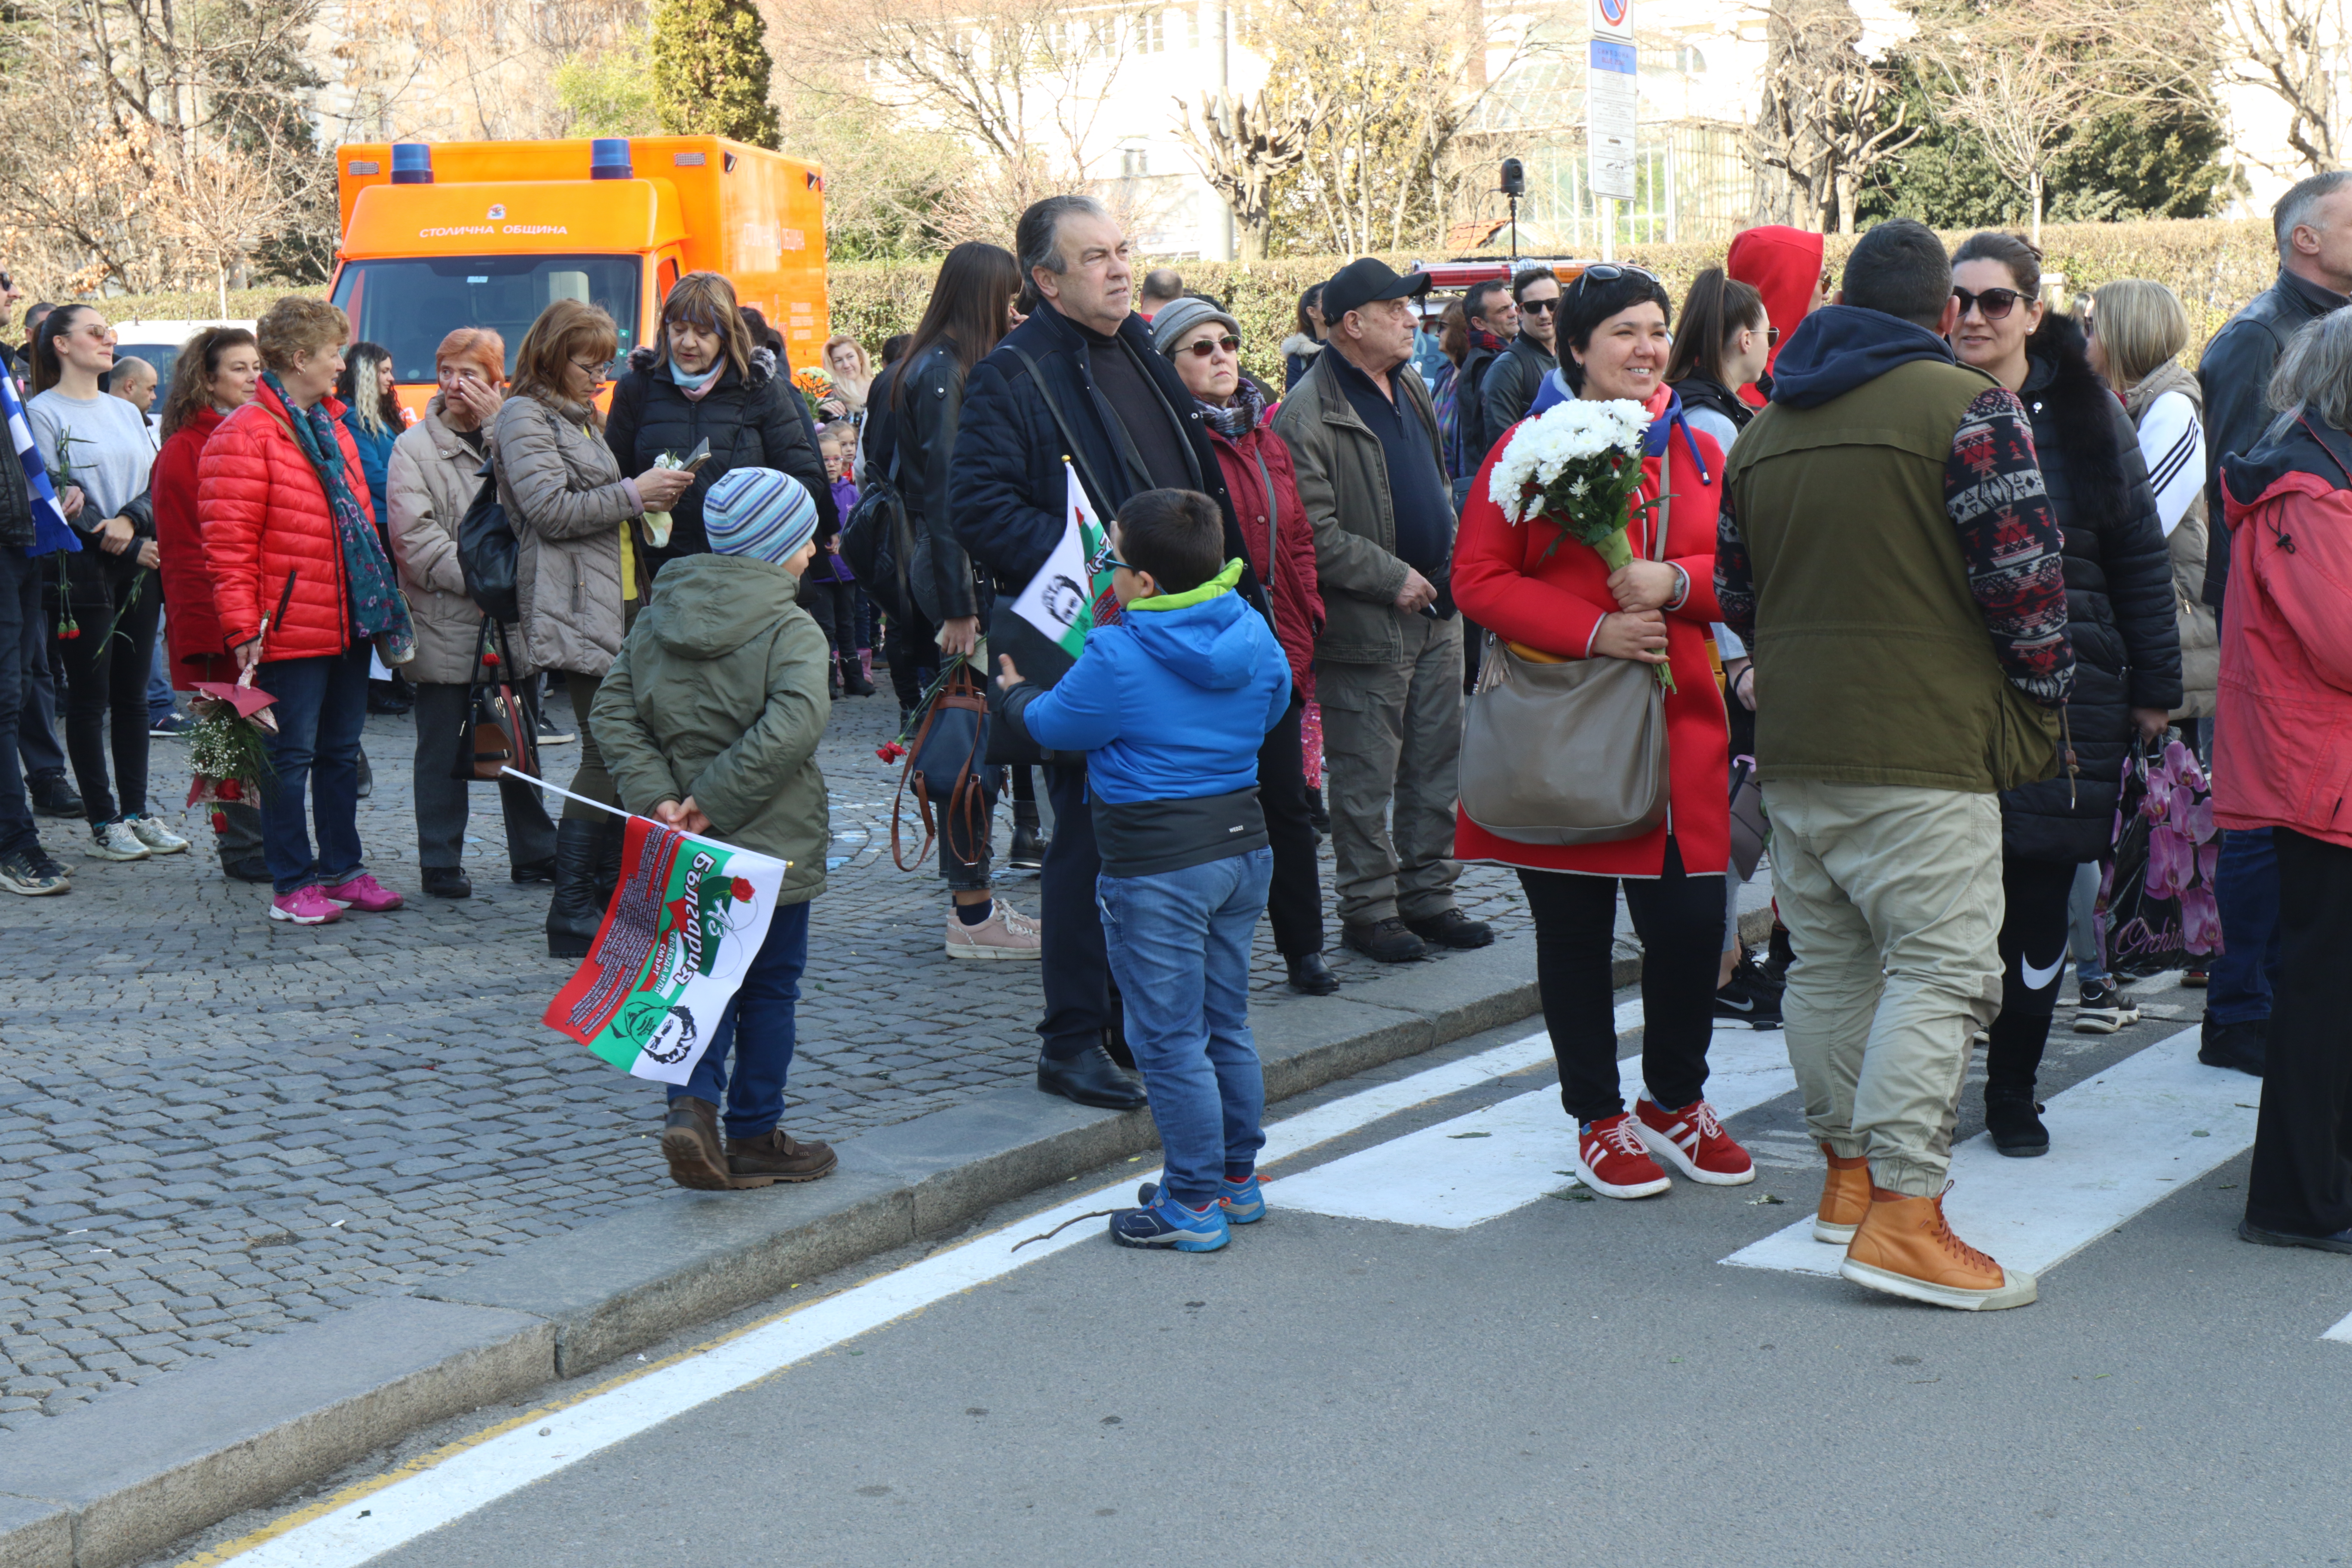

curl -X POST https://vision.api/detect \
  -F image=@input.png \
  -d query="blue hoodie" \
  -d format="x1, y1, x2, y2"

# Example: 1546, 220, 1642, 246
1014, 560, 1292, 804
1763, 304, 1957, 408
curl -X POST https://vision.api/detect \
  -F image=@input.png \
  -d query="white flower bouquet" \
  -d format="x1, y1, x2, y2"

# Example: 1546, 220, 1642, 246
1485, 397, 1674, 688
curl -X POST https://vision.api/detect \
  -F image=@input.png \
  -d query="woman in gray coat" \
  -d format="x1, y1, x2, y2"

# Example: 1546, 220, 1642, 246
493, 300, 692, 955
389, 327, 557, 899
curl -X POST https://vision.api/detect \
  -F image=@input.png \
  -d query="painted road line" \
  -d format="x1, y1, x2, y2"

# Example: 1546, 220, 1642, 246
1268, 1024, 1797, 1228
186, 1021, 1578, 1568
2325, 1312, 2352, 1346
1722, 1026, 2257, 1279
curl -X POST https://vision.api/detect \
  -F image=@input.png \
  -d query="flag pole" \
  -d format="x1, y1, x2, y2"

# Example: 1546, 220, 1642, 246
499, 768, 784, 867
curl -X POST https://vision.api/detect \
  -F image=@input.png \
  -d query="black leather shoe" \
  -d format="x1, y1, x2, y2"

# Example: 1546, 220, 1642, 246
1405, 907, 1495, 949
422, 865, 472, 899
1343, 917, 1428, 963
1984, 1090, 2049, 1157
510, 857, 558, 885
2199, 1016, 2267, 1078
547, 817, 616, 958
221, 855, 273, 884
1285, 952, 1339, 995
1037, 1044, 1147, 1110
28, 772, 81, 818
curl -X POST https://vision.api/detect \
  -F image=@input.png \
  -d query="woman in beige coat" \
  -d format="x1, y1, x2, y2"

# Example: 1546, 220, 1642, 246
493, 300, 692, 955
388, 328, 556, 899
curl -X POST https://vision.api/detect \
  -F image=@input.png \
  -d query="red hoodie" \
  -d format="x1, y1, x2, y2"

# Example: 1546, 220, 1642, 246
1727, 225, 1826, 408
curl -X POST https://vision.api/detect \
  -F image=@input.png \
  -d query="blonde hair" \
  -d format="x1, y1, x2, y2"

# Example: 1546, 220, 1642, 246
2090, 279, 2191, 389
255, 296, 350, 374
511, 299, 619, 411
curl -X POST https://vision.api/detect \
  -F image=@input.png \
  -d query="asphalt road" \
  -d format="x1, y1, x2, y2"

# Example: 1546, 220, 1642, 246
168, 990, 2352, 1568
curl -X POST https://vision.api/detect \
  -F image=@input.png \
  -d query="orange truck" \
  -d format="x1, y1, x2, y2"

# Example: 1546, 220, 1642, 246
328, 135, 827, 419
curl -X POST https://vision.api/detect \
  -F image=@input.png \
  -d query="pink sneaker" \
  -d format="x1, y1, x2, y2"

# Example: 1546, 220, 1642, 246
322, 873, 403, 913
270, 885, 343, 925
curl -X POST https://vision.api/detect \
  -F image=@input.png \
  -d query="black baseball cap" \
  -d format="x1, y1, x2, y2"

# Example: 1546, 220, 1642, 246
1320, 258, 1432, 321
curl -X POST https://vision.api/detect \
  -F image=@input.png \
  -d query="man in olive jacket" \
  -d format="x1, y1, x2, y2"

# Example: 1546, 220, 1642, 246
1275, 258, 1491, 963
592, 466, 838, 1194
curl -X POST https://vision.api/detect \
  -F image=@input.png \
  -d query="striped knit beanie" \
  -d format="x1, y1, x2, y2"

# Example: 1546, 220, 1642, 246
702, 467, 818, 564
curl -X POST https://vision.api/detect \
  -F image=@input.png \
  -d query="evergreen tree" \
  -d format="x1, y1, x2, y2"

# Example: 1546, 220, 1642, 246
651, 0, 783, 150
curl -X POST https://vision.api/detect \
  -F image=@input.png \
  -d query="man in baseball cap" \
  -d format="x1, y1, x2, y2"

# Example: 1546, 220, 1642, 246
1317, 257, 1433, 322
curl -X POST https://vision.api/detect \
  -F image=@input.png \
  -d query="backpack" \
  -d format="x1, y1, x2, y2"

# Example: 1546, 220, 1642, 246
456, 453, 521, 624
836, 439, 919, 624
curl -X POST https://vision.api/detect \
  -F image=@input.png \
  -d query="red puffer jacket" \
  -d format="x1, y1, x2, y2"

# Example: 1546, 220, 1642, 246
198, 382, 372, 661
1207, 420, 1323, 700
154, 407, 239, 689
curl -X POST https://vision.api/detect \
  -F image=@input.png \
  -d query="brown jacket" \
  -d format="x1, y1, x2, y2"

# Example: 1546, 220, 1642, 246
494, 389, 643, 677
388, 395, 535, 686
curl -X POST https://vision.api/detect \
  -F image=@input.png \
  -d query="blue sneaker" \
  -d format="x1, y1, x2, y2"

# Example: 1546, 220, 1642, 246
1138, 1176, 1266, 1225
1110, 1189, 1228, 1252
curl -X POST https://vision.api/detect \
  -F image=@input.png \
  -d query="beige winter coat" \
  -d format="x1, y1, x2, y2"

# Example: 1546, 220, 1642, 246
493, 389, 644, 678
388, 395, 535, 686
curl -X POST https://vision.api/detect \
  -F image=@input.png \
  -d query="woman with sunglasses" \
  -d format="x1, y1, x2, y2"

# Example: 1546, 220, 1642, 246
1154, 297, 1331, 995
1949, 231, 2180, 1154
1456, 263, 1756, 1199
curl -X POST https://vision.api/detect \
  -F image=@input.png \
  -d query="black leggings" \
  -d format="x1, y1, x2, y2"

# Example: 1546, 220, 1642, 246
1519, 838, 1724, 1124
51, 554, 158, 824
1258, 693, 1323, 956
1984, 856, 2078, 1096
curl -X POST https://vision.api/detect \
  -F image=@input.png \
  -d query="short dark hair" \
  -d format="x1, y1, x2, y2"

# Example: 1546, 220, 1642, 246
881, 333, 912, 365
1558, 268, 1672, 395
1114, 488, 1223, 595
1016, 194, 1111, 282
1140, 267, 1184, 303
1512, 267, 1559, 304
1951, 230, 2044, 303
1843, 219, 1952, 329
1465, 279, 1510, 326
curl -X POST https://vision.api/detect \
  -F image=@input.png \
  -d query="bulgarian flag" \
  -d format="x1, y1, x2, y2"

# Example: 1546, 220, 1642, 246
542, 813, 789, 1084
1009, 459, 1118, 656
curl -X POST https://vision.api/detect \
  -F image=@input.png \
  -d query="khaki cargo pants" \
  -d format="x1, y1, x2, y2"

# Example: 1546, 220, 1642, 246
1763, 780, 2006, 1197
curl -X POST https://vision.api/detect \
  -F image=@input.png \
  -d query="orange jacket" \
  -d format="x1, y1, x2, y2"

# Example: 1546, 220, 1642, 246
197, 382, 373, 662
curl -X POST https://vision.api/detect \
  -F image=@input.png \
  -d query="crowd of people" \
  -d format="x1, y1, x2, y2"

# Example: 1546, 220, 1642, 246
2, 170, 2347, 1268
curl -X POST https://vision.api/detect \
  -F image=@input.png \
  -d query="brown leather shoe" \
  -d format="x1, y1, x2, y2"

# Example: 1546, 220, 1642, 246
1813, 1142, 1871, 1244
725, 1128, 839, 1186
660, 1096, 732, 1191
1840, 1185, 2037, 1311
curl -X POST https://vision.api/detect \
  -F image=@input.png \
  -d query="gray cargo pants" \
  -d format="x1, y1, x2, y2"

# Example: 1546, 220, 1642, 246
1317, 611, 1465, 927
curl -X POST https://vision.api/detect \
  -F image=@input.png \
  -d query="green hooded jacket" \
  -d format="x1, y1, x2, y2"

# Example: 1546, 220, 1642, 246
590, 553, 832, 906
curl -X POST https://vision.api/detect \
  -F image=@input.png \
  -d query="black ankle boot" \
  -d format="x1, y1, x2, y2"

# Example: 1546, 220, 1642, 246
1008, 797, 1047, 870
547, 818, 616, 958
1984, 1089, 2049, 1158
838, 654, 875, 697
1305, 784, 1329, 835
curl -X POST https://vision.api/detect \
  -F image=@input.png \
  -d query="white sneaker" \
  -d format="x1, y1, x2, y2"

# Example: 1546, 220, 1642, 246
944, 899, 1043, 960
125, 813, 190, 854
89, 819, 151, 861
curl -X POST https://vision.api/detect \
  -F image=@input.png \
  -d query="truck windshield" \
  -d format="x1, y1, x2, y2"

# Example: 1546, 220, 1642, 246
331, 255, 641, 383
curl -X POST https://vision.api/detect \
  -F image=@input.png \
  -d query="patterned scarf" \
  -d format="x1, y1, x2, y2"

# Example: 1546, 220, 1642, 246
1195, 378, 1265, 438
1469, 325, 1507, 357
263, 371, 415, 661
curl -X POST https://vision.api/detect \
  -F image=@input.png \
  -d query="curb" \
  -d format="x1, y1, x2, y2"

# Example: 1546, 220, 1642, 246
0, 913, 1767, 1568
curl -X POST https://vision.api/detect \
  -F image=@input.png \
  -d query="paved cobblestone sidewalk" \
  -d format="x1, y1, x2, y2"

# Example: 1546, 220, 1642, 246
0, 684, 1624, 1430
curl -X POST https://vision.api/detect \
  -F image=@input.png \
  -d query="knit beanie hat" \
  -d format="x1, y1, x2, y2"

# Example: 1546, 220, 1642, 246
1150, 296, 1241, 356
703, 467, 818, 564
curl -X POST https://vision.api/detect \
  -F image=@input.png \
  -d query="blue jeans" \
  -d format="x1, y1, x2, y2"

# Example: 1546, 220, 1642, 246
2210, 827, 2283, 1024
670, 899, 808, 1139
1096, 846, 1274, 1209
147, 611, 175, 726
258, 646, 372, 894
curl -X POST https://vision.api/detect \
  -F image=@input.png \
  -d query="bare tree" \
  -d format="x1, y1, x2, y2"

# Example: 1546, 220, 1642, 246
2214, 0, 2346, 173
1172, 91, 1327, 262
1746, 0, 1919, 233
1916, 0, 2095, 242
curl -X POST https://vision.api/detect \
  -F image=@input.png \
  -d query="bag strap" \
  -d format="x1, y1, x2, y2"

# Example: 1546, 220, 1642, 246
1004, 343, 1116, 521
1249, 446, 1280, 571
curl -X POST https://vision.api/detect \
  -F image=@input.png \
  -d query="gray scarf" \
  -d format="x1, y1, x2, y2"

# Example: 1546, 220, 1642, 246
1196, 378, 1265, 438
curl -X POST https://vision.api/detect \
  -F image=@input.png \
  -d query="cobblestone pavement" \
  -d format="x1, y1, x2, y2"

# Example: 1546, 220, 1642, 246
0, 679, 1629, 1429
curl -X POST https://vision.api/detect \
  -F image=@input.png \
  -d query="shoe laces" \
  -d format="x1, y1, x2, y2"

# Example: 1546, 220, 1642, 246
998, 903, 1038, 935
1681, 1099, 1726, 1142
1926, 1183, 1997, 1273
1590, 1116, 1647, 1159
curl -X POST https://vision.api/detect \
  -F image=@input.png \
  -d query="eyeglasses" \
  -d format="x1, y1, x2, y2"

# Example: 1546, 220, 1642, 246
1180, 334, 1240, 359
1952, 285, 2034, 321
1520, 298, 1559, 315
1090, 544, 1138, 576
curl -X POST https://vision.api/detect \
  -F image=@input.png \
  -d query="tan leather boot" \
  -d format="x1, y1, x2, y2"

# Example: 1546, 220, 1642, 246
1813, 1143, 1872, 1244
660, 1096, 731, 1191
726, 1128, 839, 1186
1841, 1185, 2037, 1310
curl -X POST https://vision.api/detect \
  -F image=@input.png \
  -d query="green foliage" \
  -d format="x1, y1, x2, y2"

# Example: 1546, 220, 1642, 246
776, 89, 963, 263
650, 0, 781, 150
557, 39, 663, 138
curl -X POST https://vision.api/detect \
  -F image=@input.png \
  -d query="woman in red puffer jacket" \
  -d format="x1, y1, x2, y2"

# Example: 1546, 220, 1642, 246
154, 326, 267, 881
1152, 299, 1333, 994
199, 297, 415, 925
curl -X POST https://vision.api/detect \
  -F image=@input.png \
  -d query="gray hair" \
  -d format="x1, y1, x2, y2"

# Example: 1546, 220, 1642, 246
1015, 194, 1112, 279
2264, 306, 2352, 438
2272, 170, 2352, 253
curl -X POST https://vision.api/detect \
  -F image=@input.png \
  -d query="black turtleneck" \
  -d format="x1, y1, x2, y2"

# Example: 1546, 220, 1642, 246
1074, 318, 1196, 497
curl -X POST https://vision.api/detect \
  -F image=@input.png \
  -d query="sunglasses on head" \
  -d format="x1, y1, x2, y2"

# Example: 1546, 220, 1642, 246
1953, 285, 2034, 321
1573, 263, 1659, 294
1180, 334, 1240, 358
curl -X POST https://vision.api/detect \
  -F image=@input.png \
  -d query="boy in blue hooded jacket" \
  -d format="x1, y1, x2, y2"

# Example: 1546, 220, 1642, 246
997, 488, 1292, 1252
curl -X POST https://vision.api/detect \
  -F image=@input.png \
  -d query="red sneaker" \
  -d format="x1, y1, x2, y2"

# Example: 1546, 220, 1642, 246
1634, 1095, 1757, 1186
1572, 1112, 1672, 1199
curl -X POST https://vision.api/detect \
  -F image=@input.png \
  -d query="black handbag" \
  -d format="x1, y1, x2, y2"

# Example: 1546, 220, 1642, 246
457, 455, 521, 624
891, 662, 994, 870
448, 618, 537, 783
837, 435, 920, 624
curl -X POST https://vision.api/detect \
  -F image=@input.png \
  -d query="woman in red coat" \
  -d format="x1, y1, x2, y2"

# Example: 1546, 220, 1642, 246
1451, 265, 1753, 1200
1154, 298, 1335, 994
154, 327, 269, 882
199, 297, 415, 925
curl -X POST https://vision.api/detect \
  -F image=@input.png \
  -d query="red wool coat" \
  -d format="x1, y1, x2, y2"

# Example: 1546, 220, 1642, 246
1207, 419, 1323, 699
197, 383, 374, 662
153, 407, 241, 689
1449, 386, 1731, 879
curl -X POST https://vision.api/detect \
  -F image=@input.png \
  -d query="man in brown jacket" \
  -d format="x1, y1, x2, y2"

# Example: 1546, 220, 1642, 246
1275, 259, 1491, 962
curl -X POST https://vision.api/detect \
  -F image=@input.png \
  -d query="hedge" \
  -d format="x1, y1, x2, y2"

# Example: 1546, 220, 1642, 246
79, 218, 2282, 393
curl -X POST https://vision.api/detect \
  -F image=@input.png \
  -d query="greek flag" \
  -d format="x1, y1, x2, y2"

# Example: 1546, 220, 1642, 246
2, 366, 77, 556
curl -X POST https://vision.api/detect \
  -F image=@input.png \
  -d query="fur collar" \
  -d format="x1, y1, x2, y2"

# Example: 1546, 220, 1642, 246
2023, 312, 2128, 534
1280, 333, 1323, 360
625, 342, 777, 387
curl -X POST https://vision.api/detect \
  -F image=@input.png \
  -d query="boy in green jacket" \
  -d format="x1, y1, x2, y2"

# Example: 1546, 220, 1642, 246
591, 467, 837, 1190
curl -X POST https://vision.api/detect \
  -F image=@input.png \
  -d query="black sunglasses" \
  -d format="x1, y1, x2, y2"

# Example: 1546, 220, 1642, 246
1520, 298, 1559, 315
1953, 285, 2034, 321
1180, 334, 1240, 358
1573, 263, 1659, 293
